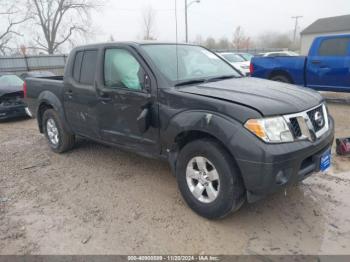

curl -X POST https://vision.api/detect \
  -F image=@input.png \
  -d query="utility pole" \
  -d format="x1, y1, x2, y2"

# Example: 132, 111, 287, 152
185, 0, 200, 43
291, 16, 303, 43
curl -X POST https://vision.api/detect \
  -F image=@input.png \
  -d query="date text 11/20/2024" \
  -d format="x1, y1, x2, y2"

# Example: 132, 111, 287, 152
127, 255, 220, 261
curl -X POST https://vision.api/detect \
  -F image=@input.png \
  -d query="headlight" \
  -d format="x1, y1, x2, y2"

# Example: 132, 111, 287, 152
244, 117, 294, 143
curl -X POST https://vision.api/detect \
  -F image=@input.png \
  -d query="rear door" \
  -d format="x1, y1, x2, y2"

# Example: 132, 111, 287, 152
306, 36, 350, 91
64, 49, 100, 139
95, 46, 159, 155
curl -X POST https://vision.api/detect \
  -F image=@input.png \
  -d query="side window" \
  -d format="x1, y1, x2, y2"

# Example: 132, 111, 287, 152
73, 51, 83, 82
318, 38, 350, 56
80, 50, 98, 85
104, 49, 144, 91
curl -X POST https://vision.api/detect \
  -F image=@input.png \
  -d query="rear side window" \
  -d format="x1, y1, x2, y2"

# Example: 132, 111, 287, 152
318, 38, 350, 56
80, 50, 98, 85
73, 51, 83, 81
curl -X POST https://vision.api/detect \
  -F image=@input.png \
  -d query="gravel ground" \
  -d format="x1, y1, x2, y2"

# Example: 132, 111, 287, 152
0, 102, 349, 255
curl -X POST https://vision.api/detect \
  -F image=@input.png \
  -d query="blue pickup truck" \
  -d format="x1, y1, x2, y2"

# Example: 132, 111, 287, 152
251, 34, 350, 92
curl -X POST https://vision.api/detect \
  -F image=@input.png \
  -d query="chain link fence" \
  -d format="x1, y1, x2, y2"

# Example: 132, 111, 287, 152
0, 55, 68, 75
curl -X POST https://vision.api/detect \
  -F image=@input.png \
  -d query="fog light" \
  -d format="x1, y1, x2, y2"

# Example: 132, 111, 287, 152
276, 171, 288, 185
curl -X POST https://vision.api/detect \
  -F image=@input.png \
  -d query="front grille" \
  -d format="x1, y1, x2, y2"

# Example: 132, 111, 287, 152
307, 106, 325, 132
289, 117, 302, 138
285, 104, 329, 141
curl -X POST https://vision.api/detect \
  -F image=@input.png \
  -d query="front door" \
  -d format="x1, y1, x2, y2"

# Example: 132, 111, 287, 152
306, 36, 350, 91
95, 46, 159, 155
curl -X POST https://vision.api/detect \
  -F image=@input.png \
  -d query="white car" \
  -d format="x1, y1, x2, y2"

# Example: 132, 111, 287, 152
218, 52, 250, 76
259, 51, 299, 57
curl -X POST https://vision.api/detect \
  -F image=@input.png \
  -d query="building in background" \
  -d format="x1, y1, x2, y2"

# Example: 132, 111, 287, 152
300, 14, 350, 55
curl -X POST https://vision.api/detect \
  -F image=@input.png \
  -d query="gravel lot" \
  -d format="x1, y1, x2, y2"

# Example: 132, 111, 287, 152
0, 102, 350, 255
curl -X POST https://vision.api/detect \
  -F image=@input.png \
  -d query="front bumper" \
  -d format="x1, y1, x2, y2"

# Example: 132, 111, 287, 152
0, 105, 27, 120
232, 116, 335, 202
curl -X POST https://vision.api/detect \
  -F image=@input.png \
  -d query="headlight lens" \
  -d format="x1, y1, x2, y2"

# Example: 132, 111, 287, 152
244, 117, 294, 143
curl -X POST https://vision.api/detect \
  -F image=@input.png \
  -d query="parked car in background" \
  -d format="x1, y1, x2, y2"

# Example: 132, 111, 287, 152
237, 52, 254, 61
24, 42, 334, 219
0, 73, 29, 120
218, 52, 250, 76
258, 51, 299, 57
20, 71, 55, 80
251, 34, 350, 92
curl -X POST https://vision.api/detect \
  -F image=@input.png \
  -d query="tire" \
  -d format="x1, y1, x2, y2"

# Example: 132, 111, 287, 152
42, 109, 75, 153
176, 139, 245, 219
270, 75, 291, 83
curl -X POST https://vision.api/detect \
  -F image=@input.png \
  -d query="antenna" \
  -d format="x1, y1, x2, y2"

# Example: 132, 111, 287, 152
175, 0, 179, 82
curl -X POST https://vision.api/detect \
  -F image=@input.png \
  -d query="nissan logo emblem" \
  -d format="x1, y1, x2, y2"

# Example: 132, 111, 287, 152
314, 111, 324, 127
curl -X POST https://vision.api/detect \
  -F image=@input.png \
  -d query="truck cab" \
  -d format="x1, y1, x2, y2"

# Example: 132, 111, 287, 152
251, 34, 350, 92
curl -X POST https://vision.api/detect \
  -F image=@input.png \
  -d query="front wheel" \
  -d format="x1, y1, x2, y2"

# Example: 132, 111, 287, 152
176, 139, 245, 219
42, 109, 75, 153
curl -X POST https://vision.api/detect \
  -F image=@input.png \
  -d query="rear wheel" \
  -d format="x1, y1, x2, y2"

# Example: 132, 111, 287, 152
42, 109, 75, 153
176, 139, 245, 219
270, 75, 291, 83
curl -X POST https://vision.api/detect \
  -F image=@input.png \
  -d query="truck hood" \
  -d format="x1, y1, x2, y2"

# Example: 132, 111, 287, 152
177, 77, 323, 116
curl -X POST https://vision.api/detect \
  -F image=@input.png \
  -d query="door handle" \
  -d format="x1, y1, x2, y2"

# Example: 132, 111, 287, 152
98, 96, 112, 103
311, 60, 321, 64
65, 90, 73, 99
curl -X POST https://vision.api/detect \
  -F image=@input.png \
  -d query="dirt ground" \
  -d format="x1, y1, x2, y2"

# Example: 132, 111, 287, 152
0, 102, 349, 255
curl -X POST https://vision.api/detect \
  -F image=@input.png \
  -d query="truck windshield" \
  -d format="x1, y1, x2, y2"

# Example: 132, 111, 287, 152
141, 44, 240, 83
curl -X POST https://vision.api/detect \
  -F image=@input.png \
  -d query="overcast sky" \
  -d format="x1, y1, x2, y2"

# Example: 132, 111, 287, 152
90, 0, 350, 43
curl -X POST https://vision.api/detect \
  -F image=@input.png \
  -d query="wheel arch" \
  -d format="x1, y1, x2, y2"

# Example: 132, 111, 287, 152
164, 111, 244, 180
268, 70, 294, 84
36, 91, 72, 134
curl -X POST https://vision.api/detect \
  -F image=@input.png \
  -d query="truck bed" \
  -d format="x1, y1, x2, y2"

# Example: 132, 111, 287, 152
25, 76, 65, 118
251, 56, 307, 86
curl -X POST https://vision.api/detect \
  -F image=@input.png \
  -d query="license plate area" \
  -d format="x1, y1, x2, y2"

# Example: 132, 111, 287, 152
320, 148, 331, 172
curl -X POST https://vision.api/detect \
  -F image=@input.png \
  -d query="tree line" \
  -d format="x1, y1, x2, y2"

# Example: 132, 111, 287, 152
194, 27, 299, 51
0, 1, 300, 56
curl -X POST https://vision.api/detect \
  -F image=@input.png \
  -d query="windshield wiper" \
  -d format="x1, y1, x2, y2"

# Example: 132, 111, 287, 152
206, 75, 237, 82
175, 79, 207, 87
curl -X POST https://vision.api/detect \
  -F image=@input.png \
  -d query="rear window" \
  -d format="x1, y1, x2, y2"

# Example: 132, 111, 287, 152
80, 50, 98, 85
318, 38, 350, 56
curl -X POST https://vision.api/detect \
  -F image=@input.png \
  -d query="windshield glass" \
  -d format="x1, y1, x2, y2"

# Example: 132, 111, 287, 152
221, 53, 245, 63
0, 75, 24, 87
141, 45, 240, 82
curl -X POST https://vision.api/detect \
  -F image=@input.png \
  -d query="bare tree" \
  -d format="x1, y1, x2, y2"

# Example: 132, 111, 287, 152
0, 0, 29, 55
232, 26, 247, 49
217, 37, 232, 50
142, 6, 156, 40
204, 37, 216, 49
27, 0, 99, 54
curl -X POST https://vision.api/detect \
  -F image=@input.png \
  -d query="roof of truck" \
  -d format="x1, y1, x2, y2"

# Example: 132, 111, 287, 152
73, 41, 195, 50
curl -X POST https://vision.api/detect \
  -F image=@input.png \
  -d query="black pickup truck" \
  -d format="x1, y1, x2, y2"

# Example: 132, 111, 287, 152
25, 42, 334, 219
